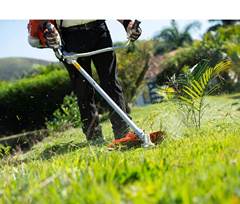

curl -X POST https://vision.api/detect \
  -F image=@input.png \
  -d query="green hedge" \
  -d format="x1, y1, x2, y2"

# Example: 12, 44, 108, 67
0, 69, 71, 136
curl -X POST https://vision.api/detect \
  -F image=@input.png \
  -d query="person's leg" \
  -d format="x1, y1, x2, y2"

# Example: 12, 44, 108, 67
92, 23, 130, 139
60, 24, 104, 141
63, 58, 103, 141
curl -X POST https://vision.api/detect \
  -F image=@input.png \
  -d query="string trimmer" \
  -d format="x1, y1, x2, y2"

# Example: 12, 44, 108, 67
46, 20, 164, 148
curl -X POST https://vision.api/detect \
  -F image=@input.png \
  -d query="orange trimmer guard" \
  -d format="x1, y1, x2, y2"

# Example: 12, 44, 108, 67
108, 130, 165, 149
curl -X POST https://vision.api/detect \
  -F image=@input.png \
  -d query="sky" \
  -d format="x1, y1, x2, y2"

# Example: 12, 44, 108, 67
0, 20, 212, 62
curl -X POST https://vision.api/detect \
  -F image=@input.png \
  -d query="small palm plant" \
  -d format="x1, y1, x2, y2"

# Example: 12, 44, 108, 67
170, 59, 231, 128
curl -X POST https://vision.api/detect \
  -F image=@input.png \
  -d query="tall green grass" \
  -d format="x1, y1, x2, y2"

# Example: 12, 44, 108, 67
0, 94, 240, 204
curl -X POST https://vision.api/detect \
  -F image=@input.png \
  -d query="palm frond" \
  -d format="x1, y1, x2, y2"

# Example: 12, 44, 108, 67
190, 80, 202, 96
183, 21, 201, 34
213, 60, 231, 75
179, 96, 194, 105
182, 69, 211, 101
190, 60, 210, 81
158, 28, 178, 41
206, 84, 221, 95
183, 85, 200, 98
179, 60, 231, 103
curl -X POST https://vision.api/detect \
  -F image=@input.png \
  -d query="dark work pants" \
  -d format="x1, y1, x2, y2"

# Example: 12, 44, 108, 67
60, 21, 130, 140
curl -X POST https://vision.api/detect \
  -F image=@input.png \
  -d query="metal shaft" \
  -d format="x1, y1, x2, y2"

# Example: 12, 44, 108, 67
72, 61, 153, 147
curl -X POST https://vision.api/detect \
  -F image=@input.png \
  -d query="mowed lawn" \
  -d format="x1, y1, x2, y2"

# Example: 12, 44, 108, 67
0, 94, 240, 204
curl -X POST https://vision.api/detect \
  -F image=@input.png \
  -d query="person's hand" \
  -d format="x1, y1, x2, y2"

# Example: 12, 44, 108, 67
126, 21, 142, 42
44, 25, 61, 49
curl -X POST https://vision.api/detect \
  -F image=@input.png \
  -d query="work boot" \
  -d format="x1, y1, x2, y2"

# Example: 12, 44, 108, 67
83, 123, 105, 144
88, 137, 106, 146
107, 131, 165, 150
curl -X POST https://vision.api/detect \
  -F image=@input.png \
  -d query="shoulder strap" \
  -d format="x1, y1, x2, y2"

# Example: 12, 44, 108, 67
60, 20, 63, 30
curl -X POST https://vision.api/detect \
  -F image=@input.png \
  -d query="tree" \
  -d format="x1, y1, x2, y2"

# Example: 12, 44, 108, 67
207, 20, 240, 32
116, 40, 154, 103
154, 20, 201, 54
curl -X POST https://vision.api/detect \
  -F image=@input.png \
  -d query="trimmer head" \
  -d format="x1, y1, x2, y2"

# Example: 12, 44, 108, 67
107, 130, 165, 150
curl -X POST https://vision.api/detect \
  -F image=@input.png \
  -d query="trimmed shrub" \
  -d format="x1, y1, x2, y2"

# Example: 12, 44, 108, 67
0, 69, 71, 136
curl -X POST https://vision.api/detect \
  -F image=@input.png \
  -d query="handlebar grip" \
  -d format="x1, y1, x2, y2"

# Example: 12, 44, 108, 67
132, 20, 141, 30
45, 22, 55, 33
